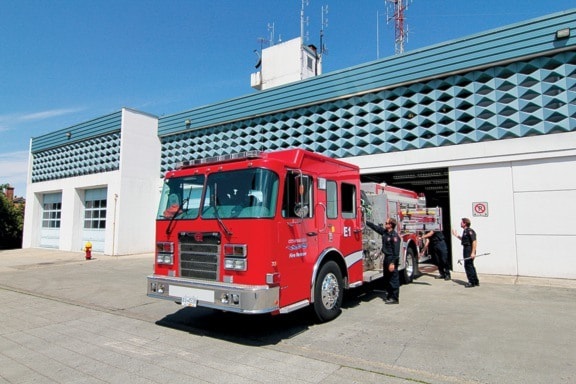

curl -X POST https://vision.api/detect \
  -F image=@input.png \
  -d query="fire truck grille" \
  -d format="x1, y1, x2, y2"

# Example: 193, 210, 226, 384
178, 232, 221, 280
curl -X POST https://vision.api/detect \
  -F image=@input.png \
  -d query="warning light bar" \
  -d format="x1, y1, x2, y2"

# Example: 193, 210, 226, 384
176, 150, 263, 169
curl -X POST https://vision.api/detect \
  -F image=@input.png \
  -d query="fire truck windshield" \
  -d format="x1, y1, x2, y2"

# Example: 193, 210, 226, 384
157, 169, 278, 220
203, 168, 278, 219
157, 175, 206, 220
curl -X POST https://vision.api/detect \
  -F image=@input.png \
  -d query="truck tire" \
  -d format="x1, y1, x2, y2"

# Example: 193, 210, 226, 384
402, 248, 418, 284
312, 261, 343, 322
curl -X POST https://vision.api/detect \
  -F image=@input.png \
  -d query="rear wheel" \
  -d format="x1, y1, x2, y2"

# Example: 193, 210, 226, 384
312, 261, 343, 322
402, 248, 418, 284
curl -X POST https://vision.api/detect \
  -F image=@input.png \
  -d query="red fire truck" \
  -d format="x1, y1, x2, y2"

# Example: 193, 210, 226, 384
147, 149, 441, 322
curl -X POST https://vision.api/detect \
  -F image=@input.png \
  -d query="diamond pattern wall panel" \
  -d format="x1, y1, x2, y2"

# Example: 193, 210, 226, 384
161, 51, 576, 174
32, 133, 121, 182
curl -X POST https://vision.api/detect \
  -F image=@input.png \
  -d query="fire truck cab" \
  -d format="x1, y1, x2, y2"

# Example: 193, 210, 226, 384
147, 148, 441, 322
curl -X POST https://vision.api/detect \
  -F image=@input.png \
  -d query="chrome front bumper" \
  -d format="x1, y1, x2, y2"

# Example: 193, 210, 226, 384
147, 275, 280, 314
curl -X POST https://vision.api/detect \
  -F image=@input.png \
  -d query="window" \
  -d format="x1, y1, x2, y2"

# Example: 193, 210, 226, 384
326, 180, 338, 219
203, 169, 278, 219
84, 189, 107, 229
42, 193, 62, 228
341, 183, 356, 219
282, 172, 313, 218
157, 175, 206, 219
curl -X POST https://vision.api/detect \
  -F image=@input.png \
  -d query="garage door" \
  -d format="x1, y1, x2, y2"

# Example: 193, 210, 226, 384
82, 188, 107, 253
39, 192, 62, 248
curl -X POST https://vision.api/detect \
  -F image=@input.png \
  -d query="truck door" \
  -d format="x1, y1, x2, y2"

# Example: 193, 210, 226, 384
276, 171, 319, 307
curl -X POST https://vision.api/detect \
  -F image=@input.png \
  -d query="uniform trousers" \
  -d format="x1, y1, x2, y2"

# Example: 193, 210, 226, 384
384, 257, 400, 301
434, 242, 451, 277
463, 245, 479, 285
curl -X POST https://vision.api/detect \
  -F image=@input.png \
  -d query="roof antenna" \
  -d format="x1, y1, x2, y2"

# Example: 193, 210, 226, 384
387, 0, 411, 55
320, 5, 328, 56
300, 0, 309, 44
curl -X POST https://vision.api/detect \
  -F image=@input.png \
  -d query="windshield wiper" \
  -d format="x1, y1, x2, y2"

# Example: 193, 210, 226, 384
213, 183, 232, 237
165, 198, 188, 235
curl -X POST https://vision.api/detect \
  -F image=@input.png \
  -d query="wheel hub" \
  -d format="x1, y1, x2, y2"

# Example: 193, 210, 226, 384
321, 273, 339, 309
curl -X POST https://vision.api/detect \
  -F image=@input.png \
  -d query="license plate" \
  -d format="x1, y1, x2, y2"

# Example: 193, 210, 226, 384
181, 296, 198, 307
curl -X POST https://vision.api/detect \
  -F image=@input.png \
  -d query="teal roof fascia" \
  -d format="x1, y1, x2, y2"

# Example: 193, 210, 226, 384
158, 9, 576, 137
31, 111, 122, 153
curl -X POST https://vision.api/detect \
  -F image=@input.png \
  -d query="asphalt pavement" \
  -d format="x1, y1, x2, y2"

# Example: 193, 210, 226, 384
0, 248, 574, 384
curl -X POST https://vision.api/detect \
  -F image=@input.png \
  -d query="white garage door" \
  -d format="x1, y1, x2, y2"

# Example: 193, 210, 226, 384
39, 192, 62, 248
82, 188, 107, 253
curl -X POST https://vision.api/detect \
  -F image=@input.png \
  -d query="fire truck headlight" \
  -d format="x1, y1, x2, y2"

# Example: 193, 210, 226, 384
224, 258, 247, 271
156, 253, 174, 265
156, 242, 174, 265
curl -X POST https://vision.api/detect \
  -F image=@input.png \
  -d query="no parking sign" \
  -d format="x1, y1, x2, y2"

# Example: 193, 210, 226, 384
472, 202, 488, 217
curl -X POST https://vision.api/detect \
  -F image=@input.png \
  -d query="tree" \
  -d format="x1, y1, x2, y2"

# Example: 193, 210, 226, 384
0, 184, 24, 249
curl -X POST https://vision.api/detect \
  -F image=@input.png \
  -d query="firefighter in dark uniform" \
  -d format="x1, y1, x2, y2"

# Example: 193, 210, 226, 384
452, 217, 479, 288
421, 229, 451, 280
366, 217, 402, 304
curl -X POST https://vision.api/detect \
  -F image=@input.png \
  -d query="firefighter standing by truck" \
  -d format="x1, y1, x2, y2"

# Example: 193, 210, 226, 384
366, 218, 401, 304
421, 229, 451, 280
452, 217, 479, 288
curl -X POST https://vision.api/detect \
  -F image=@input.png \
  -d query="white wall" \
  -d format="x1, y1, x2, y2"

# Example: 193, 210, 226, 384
23, 108, 159, 256
448, 163, 518, 276
347, 131, 576, 279
512, 157, 576, 278
115, 108, 161, 255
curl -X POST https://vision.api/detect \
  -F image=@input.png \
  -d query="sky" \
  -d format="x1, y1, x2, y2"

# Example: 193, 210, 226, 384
1, 0, 575, 198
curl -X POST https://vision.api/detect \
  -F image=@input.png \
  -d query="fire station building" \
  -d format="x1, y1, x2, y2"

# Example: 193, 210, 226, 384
23, 10, 576, 280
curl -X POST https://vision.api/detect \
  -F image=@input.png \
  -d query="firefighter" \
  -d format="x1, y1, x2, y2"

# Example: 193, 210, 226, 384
366, 217, 401, 304
452, 217, 479, 288
421, 229, 451, 280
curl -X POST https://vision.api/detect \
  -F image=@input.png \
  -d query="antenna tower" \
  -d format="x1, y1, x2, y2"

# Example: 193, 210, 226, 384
267, 22, 275, 47
320, 5, 328, 55
387, 0, 410, 55
300, 0, 309, 43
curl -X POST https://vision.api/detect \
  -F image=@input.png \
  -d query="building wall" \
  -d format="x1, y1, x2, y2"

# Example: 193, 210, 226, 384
115, 110, 162, 254
23, 109, 159, 255
349, 131, 576, 278
23, 171, 120, 251
513, 155, 576, 278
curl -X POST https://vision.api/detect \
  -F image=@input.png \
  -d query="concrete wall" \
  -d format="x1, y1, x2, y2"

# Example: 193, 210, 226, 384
115, 109, 161, 254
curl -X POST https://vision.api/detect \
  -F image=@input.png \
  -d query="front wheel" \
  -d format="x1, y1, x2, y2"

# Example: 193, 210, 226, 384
312, 261, 344, 323
402, 248, 418, 284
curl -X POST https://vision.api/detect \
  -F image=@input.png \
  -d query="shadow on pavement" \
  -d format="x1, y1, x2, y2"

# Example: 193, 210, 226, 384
154, 266, 445, 346
155, 280, 388, 346
156, 306, 314, 346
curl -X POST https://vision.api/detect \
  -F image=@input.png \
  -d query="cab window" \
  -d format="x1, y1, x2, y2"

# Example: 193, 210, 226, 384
282, 172, 313, 218
326, 180, 338, 219
341, 183, 356, 219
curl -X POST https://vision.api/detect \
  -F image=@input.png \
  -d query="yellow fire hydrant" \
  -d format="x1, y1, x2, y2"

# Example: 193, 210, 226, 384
84, 241, 92, 260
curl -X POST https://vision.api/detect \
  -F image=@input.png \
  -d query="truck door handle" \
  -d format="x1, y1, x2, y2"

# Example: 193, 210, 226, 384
306, 232, 318, 237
